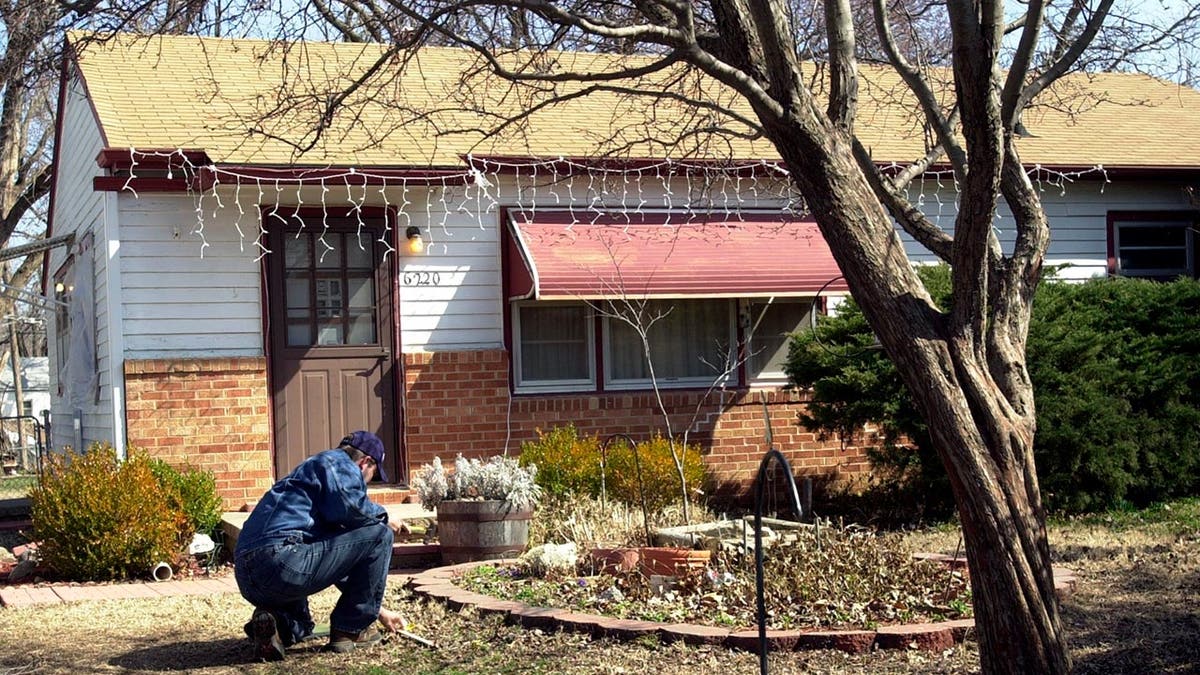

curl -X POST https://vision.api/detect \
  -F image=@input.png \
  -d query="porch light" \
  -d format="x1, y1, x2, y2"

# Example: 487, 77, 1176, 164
405, 226, 425, 255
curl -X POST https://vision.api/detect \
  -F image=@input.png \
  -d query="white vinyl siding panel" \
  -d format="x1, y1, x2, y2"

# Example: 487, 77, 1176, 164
901, 178, 1194, 280
47, 78, 110, 451
117, 194, 263, 358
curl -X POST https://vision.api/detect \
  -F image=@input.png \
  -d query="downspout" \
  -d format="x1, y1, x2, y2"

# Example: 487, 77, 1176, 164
390, 206, 407, 483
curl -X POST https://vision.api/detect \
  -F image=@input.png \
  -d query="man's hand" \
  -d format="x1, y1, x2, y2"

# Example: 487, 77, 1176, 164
378, 606, 407, 633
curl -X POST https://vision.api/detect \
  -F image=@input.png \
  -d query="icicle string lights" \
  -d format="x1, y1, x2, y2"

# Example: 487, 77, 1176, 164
108, 149, 1111, 258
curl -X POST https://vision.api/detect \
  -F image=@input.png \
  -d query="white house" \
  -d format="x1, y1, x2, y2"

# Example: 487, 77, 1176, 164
45, 33, 1200, 507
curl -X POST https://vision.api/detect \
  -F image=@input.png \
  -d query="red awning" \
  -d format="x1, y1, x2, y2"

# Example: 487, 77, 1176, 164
506, 210, 847, 301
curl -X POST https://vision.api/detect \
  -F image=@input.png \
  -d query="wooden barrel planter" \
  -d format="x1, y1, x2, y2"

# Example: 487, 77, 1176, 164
437, 499, 534, 564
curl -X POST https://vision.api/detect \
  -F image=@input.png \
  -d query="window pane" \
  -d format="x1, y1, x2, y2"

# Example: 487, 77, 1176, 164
315, 278, 344, 313
346, 236, 373, 268
1120, 224, 1186, 248
609, 300, 730, 381
1116, 221, 1194, 279
749, 301, 811, 378
286, 309, 312, 346
316, 321, 344, 345
284, 235, 310, 269
285, 275, 310, 310
519, 305, 589, 382
347, 275, 374, 308
1120, 249, 1188, 273
346, 310, 377, 345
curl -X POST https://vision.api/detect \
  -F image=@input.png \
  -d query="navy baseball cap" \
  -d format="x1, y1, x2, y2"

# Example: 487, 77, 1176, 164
341, 430, 388, 482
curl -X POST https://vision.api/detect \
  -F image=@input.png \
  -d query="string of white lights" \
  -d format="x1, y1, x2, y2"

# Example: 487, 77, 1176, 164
107, 149, 1111, 261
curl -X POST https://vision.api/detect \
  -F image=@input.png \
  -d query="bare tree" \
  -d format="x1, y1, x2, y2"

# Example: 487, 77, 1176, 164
278, 2, 1200, 673
0, 0, 239, 413
92, 0, 1194, 672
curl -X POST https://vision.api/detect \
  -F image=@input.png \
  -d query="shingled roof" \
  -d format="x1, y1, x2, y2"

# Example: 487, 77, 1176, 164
68, 32, 1200, 171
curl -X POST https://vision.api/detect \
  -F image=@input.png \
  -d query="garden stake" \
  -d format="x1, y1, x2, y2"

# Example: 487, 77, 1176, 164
601, 433, 652, 547
753, 449, 804, 675
395, 629, 437, 649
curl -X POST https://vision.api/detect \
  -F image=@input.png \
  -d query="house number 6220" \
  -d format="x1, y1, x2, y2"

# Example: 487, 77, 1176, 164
403, 271, 442, 286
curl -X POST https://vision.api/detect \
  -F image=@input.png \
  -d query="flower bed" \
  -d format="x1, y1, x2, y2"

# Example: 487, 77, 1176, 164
459, 527, 973, 631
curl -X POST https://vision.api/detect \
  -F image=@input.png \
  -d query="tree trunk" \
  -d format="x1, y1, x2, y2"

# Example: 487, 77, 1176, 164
914, 345, 1070, 675
764, 122, 1071, 674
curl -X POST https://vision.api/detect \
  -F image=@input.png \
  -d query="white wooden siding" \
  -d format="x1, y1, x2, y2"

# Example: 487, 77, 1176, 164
82, 160, 1198, 387
903, 178, 1194, 280
46, 77, 110, 451
117, 194, 263, 358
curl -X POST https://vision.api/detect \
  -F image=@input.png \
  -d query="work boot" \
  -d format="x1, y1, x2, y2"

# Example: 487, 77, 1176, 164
324, 626, 383, 653
247, 608, 286, 662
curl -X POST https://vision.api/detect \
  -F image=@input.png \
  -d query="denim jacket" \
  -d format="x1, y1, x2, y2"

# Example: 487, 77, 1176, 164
235, 449, 388, 555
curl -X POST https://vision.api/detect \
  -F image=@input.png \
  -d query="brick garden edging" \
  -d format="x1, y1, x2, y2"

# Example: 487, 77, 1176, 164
406, 558, 1079, 654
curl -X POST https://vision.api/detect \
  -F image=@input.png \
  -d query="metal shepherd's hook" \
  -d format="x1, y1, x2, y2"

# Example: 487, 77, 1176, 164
752, 403, 806, 675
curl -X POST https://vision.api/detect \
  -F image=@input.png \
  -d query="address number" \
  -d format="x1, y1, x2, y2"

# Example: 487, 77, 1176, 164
403, 271, 442, 286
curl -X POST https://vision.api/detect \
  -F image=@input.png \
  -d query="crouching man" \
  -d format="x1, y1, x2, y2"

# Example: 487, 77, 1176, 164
234, 430, 407, 661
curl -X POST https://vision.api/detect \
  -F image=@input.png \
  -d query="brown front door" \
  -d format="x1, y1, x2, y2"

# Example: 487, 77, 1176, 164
265, 212, 399, 481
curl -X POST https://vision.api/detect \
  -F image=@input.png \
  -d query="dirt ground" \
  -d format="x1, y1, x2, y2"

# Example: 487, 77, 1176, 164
0, 519, 1197, 674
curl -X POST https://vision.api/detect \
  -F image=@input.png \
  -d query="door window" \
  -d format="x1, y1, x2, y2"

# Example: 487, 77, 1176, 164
283, 232, 378, 346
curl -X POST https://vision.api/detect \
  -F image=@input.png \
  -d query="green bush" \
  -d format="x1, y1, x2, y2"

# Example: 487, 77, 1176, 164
1029, 278, 1200, 511
519, 425, 603, 497
29, 444, 188, 581
150, 459, 224, 537
786, 265, 953, 519
603, 434, 708, 512
521, 426, 709, 511
786, 267, 1200, 516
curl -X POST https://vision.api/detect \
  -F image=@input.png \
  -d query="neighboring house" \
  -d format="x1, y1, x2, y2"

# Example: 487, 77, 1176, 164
45, 33, 1200, 508
0, 356, 50, 472
0, 356, 50, 420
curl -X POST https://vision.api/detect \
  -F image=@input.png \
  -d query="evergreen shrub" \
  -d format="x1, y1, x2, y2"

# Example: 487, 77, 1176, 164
785, 268, 1200, 515
149, 459, 224, 537
519, 425, 602, 497
603, 434, 708, 511
30, 444, 187, 581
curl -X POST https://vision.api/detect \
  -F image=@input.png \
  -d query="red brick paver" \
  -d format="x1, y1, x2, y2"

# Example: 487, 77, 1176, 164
405, 558, 1078, 655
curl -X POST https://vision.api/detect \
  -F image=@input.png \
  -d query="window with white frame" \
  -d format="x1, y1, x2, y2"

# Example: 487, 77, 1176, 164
511, 297, 813, 393
605, 299, 734, 388
512, 302, 595, 391
1113, 217, 1197, 280
746, 299, 813, 382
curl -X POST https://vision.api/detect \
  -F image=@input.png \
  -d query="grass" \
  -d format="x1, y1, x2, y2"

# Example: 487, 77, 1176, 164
1, 498, 1198, 673
0, 474, 35, 500
1053, 497, 1200, 534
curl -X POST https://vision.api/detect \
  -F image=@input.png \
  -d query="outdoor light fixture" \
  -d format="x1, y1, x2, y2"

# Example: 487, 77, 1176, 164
405, 226, 425, 255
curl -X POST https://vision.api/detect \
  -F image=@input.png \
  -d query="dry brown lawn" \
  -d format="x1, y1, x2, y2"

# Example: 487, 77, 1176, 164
0, 511, 1197, 674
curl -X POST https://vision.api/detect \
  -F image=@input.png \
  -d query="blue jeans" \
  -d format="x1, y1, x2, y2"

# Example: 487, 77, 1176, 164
235, 524, 394, 643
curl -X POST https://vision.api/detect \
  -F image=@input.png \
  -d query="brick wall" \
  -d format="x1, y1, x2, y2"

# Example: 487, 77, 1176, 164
403, 349, 871, 504
119, 351, 870, 511
124, 357, 273, 509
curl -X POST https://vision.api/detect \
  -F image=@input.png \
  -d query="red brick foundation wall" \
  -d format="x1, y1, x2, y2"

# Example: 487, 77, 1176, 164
124, 357, 274, 509
403, 350, 871, 503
